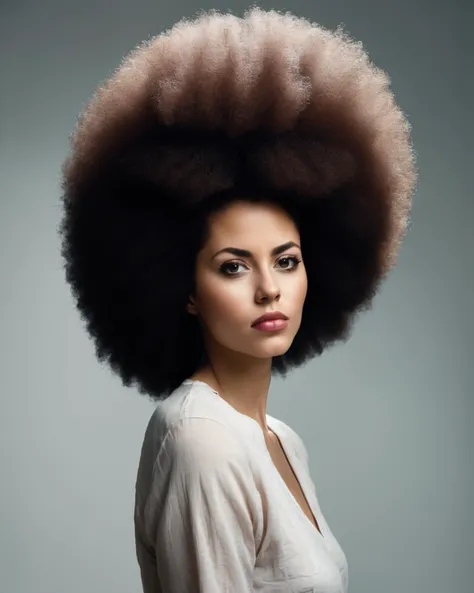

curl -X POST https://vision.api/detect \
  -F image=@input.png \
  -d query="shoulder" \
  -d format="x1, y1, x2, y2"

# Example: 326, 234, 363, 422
150, 379, 247, 437
156, 381, 257, 472
144, 380, 237, 447
153, 417, 262, 512
162, 416, 248, 467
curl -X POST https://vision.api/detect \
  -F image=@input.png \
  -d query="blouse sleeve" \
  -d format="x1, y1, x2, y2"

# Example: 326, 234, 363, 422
141, 417, 261, 593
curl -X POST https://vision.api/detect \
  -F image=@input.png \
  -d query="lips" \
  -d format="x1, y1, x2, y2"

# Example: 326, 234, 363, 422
251, 311, 288, 326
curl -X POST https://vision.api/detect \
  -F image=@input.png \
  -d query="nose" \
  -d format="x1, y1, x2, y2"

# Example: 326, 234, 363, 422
255, 280, 280, 304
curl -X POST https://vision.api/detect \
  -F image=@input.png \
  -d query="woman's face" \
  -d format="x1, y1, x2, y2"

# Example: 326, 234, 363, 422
187, 199, 308, 363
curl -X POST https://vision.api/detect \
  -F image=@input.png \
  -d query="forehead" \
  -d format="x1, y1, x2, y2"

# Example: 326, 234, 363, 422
205, 200, 299, 244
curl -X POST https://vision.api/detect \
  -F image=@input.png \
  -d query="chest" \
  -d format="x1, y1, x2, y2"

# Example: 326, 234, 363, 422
265, 432, 323, 537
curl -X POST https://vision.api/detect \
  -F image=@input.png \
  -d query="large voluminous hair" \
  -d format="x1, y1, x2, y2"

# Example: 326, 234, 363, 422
59, 7, 417, 400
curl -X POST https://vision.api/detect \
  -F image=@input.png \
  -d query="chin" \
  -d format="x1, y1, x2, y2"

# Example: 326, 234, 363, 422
251, 340, 294, 358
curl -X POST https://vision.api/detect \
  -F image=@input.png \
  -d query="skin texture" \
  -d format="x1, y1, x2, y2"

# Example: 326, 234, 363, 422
186, 199, 308, 433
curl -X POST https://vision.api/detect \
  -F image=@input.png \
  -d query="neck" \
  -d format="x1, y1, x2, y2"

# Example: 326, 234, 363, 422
190, 360, 272, 434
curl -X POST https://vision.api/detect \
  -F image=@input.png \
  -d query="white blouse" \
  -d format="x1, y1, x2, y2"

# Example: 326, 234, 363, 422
134, 379, 349, 593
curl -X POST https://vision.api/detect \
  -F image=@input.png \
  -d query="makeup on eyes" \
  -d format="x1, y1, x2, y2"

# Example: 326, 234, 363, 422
219, 255, 302, 276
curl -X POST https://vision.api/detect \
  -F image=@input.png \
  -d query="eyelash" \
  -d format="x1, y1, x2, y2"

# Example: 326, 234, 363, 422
219, 256, 302, 276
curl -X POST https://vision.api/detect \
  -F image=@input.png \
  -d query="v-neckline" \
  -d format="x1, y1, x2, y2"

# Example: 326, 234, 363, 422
266, 421, 326, 542
183, 378, 326, 542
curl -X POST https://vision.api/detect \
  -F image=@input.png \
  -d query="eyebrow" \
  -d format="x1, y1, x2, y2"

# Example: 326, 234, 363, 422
211, 241, 301, 260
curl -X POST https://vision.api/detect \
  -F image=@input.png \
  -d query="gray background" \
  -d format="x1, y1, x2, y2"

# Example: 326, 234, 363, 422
1, 1, 471, 592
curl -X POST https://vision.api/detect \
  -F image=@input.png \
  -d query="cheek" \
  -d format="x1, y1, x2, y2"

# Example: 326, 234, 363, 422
200, 280, 249, 325
300, 276, 308, 302
289, 270, 308, 304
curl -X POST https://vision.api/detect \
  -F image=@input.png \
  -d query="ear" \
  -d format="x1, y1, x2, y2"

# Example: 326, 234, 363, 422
186, 297, 198, 316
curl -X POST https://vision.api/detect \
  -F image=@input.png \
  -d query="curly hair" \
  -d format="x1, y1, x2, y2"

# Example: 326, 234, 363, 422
59, 7, 417, 401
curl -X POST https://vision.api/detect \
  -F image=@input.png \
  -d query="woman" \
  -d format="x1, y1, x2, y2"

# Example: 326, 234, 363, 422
59, 7, 417, 593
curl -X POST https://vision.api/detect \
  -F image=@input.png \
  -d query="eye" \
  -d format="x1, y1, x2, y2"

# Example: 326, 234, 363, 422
219, 262, 246, 275
219, 255, 302, 276
279, 256, 301, 270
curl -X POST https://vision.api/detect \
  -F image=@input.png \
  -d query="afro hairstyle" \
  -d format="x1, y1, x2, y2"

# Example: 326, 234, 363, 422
59, 7, 417, 401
